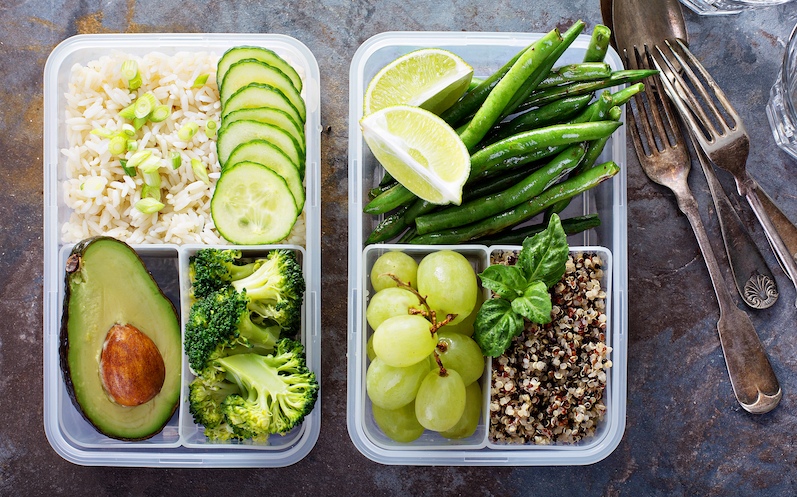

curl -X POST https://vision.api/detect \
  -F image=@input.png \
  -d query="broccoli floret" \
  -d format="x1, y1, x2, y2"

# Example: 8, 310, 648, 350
184, 286, 280, 372
189, 248, 263, 300
230, 249, 305, 337
217, 338, 319, 437
188, 373, 241, 430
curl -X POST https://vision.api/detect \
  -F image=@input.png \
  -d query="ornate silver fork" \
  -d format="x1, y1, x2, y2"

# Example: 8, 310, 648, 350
654, 38, 797, 308
624, 45, 781, 414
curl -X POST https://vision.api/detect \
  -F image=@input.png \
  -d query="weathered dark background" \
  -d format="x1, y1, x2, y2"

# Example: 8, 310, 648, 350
3, 0, 797, 494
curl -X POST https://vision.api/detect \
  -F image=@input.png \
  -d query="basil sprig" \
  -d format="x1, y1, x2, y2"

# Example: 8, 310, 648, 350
473, 214, 569, 357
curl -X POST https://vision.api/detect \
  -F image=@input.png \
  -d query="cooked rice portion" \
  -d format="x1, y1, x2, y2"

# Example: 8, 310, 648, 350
60, 49, 307, 247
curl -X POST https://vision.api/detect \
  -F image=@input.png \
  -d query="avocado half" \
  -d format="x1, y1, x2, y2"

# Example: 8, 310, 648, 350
59, 237, 181, 441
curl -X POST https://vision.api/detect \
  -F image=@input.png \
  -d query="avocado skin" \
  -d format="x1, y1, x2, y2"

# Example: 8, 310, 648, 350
59, 236, 181, 441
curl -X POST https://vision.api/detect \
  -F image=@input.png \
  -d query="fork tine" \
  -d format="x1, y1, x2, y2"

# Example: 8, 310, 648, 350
643, 46, 684, 151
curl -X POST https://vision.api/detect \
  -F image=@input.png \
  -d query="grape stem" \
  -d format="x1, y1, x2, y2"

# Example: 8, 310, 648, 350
432, 349, 448, 377
384, 273, 458, 336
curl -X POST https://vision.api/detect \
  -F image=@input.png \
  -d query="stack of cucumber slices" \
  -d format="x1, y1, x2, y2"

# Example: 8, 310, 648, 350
211, 46, 306, 245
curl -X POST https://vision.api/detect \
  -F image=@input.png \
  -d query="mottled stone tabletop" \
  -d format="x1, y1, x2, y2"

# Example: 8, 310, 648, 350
3, 0, 797, 495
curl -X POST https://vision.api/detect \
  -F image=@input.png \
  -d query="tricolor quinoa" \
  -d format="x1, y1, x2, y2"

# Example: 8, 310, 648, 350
60, 50, 306, 246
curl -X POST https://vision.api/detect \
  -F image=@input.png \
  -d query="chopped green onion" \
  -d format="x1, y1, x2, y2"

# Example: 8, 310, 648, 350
82, 176, 106, 192
135, 198, 164, 214
127, 150, 151, 169
142, 184, 161, 201
133, 116, 147, 130
121, 124, 136, 137
143, 170, 161, 188
126, 140, 138, 151
170, 151, 181, 170
119, 103, 137, 119
177, 122, 199, 141
205, 120, 218, 138
108, 135, 127, 155
149, 105, 171, 123
192, 74, 209, 87
191, 158, 210, 184
139, 155, 162, 174
121, 60, 142, 90
90, 127, 116, 138
134, 92, 157, 119
120, 159, 136, 177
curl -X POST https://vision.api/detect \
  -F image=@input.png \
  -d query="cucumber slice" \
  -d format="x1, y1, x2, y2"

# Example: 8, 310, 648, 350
227, 141, 305, 212
222, 83, 304, 125
217, 119, 304, 170
218, 46, 302, 94
211, 161, 298, 245
220, 59, 306, 123
222, 107, 305, 154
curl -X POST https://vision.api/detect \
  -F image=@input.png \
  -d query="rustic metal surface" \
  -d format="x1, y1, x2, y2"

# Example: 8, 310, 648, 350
2, 0, 797, 494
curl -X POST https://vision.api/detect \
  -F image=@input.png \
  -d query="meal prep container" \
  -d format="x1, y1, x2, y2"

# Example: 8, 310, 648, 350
347, 31, 628, 465
43, 33, 321, 467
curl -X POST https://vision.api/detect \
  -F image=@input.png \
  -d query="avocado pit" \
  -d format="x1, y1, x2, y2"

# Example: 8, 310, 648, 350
99, 323, 166, 407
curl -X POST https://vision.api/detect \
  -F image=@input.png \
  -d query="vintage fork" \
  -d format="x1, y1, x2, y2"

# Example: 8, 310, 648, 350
624, 45, 781, 414
653, 38, 797, 308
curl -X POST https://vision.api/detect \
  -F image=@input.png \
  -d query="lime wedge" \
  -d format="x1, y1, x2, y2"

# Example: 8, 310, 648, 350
360, 105, 470, 205
364, 49, 473, 116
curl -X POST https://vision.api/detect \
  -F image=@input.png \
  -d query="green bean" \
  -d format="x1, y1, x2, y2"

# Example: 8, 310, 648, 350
379, 170, 395, 187
440, 41, 534, 126
571, 83, 645, 124
365, 205, 410, 245
398, 226, 417, 243
459, 29, 563, 151
363, 183, 416, 214
410, 161, 619, 244
536, 62, 612, 89
486, 94, 593, 145
497, 21, 585, 121
469, 120, 621, 180
416, 143, 587, 235
476, 213, 601, 245
467, 77, 485, 91
583, 25, 612, 63
515, 69, 657, 113
368, 182, 397, 201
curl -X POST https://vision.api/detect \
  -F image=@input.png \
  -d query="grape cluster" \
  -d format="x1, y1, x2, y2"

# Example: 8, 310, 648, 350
365, 250, 486, 442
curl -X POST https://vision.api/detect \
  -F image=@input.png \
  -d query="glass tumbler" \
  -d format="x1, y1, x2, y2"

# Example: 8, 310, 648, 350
767, 22, 797, 162
680, 0, 793, 15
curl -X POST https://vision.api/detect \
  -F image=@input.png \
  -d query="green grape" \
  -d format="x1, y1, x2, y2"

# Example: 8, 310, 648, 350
366, 357, 428, 410
372, 401, 425, 443
371, 251, 418, 291
440, 380, 482, 440
366, 287, 421, 330
435, 331, 485, 386
373, 314, 437, 367
414, 369, 466, 432
367, 333, 376, 362
417, 250, 478, 326
439, 286, 484, 336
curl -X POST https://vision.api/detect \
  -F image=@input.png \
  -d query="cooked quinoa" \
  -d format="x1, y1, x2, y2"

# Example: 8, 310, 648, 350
489, 251, 612, 445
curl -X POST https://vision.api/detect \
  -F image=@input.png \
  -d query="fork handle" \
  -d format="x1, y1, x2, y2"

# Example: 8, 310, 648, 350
676, 191, 782, 414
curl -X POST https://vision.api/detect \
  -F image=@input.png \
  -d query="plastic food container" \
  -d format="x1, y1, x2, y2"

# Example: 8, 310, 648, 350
43, 34, 321, 467
347, 32, 628, 465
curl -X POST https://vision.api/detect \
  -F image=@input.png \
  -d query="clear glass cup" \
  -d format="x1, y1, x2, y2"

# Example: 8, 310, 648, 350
680, 0, 793, 15
767, 22, 797, 162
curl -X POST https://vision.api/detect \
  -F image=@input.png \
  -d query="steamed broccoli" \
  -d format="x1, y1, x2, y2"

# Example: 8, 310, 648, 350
189, 248, 263, 300
184, 286, 281, 373
217, 338, 319, 437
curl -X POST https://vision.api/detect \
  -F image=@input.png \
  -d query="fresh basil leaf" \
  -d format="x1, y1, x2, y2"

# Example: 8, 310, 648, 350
473, 298, 524, 357
511, 280, 553, 324
518, 213, 569, 288
479, 264, 528, 300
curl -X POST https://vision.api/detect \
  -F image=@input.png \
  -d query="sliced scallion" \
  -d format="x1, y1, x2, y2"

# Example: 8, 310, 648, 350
90, 127, 116, 138
126, 140, 138, 151
135, 198, 164, 214
120, 159, 136, 177
142, 184, 162, 201
121, 123, 136, 137
170, 151, 181, 170
149, 105, 171, 123
192, 74, 209, 87
191, 158, 210, 184
205, 120, 218, 138
127, 150, 152, 169
108, 135, 127, 155
139, 155, 162, 174
143, 170, 162, 188
133, 116, 147, 130
121, 60, 142, 90
119, 103, 137, 119
177, 122, 199, 141
134, 92, 157, 119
